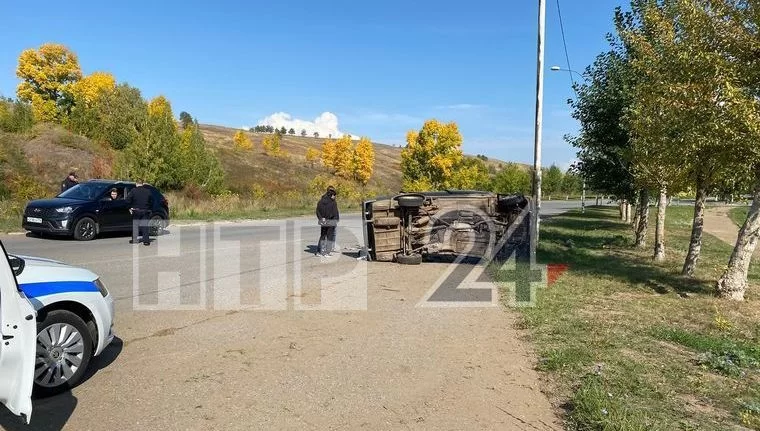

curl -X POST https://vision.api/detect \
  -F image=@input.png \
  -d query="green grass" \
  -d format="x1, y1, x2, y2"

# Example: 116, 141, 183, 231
503, 206, 760, 430
729, 206, 750, 228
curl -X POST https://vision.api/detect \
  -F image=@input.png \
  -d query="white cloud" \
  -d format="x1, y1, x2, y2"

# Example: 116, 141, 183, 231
253, 112, 355, 138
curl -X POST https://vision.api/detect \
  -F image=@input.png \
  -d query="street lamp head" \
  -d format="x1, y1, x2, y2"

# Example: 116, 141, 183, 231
550, 66, 561, 71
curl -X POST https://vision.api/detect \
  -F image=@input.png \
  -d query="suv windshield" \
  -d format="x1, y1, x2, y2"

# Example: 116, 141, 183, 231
58, 182, 110, 200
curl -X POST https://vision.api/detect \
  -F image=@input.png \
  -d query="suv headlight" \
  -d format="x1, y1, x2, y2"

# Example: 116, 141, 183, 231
94, 278, 109, 297
55, 206, 73, 214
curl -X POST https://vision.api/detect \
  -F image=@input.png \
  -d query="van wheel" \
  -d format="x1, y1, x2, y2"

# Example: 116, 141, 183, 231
34, 310, 93, 397
396, 253, 422, 265
73, 217, 97, 241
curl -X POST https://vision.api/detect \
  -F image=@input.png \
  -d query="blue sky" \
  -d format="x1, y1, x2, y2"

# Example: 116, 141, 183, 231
0, 0, 626, 168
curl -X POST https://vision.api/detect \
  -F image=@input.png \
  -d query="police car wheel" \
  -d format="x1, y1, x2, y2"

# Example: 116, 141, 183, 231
33, 310, 94, 397
73, 217, 97, 241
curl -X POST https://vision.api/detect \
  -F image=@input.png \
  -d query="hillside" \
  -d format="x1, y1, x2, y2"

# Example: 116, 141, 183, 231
198, 124, 517, 195
1, 122, 519, 201
198, 124, 403, 195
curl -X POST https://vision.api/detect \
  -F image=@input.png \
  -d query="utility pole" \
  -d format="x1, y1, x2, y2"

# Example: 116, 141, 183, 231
531, 0, 546, 258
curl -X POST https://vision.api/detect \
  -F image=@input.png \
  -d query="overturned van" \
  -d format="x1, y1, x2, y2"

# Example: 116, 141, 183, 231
361, 191, 531, 264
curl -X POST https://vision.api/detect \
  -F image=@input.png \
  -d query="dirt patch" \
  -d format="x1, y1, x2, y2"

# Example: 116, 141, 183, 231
703, 207, 757, 256
22, 126, 103, 190
677, 394, 730, 420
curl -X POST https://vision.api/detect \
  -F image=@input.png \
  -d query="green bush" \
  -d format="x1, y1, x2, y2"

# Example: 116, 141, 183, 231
0, 99, 34, 133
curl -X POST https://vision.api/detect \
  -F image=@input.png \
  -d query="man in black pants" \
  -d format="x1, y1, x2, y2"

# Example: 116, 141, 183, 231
126, 179, 153, 245
316, 186, 339, 257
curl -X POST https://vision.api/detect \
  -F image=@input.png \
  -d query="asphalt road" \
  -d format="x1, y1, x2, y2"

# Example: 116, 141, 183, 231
1, 200, 583, 313
0, 200, 582, 430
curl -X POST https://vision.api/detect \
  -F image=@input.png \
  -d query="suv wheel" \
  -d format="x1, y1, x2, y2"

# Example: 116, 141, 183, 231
149, 214, 166, 236
73, 217, 97, 241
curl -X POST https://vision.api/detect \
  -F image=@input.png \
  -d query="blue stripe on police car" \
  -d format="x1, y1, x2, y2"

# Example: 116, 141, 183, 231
19, 280, 98, 298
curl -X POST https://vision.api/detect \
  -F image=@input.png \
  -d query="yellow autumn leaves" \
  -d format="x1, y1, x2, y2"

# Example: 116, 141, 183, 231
16, 43, 118, 122
400, 119, 489, 191
320, 135, 375, 185
233, 130, 253, 150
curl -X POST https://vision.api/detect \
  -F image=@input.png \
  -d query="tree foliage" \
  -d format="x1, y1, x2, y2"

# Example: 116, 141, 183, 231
179, 111, 193, 129
262, 133, 282, 156
543, 164, 564, 197
491, 163, 532, 195
401, 119, 465, 190
450, 157, 490, 190
618, 0, 759, 276
352, 137, 375, 185
305, 147, 320, 168
320, 138, 336, 168
117, 96, 183, 189
179, 122, 225, 194
16, 43, 82, 122
568, 48, 637, 202
69, 72, 115, 107
332, 135, 354, 179
233, 130, 253, 151
0, 98, 34, 133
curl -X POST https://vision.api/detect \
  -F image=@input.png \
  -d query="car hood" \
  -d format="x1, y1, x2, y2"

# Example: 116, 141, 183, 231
25, 198, 84, 209
13, 254, 98, 285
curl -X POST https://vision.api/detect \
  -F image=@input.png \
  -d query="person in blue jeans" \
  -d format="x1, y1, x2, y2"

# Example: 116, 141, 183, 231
315, 186, 339, 256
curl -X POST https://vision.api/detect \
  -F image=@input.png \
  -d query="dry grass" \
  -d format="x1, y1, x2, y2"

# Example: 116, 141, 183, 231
198, 124, 404, 195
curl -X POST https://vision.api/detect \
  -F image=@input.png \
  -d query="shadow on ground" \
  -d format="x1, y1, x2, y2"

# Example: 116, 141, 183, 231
0, 337, 123, 431
25, 229, 169, 241
538, 209, 710, 295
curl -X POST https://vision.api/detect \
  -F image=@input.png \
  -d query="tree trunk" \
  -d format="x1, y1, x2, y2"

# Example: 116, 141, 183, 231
654, 186, 667, 261
716, 173, 760, 301
635, 189, 649, 248
625, 201, 632, 224
632, 205, 640, 240
682, 183, 708, 276
619, 201, 625, 220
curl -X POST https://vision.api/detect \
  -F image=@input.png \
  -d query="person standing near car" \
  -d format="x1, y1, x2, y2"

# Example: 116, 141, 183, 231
316, 186, 339, 257
61, 171, 79, 192
126, 179, 153, 245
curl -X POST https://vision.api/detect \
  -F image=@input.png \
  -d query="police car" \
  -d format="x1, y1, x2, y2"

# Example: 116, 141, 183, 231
0, 240, 115, 423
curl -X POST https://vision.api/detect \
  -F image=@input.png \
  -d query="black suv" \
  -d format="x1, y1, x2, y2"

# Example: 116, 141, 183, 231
22, 180, 170, 240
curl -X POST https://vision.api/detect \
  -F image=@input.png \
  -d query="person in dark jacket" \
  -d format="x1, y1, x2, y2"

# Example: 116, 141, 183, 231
61, 171, 79, 192
126, 179, 153, 245
315, 186, 339, 256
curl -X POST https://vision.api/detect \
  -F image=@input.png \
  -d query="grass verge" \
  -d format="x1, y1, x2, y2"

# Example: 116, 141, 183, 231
729, 206, 750, 228
503, 206, 760, 430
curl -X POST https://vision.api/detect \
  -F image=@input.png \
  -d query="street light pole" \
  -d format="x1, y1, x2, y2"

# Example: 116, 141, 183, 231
532, 0, 546, 257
